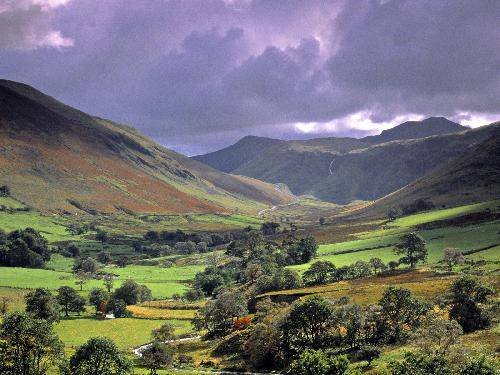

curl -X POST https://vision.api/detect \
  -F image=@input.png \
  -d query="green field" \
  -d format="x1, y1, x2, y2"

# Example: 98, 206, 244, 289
0, 262, 203, 299
0, 211, 79, 242
55, 316, 191, 351
291, 202, 500, 272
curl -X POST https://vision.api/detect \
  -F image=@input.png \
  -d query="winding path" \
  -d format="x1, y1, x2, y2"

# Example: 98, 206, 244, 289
133, 336, 201, 357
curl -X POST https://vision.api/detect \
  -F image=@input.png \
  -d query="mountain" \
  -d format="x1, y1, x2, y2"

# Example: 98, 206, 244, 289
308, 124, 498, 203
193, 117, 491, 204
357, 125, 500, 217
364, 117, 468, 142
192, 135, 284, 173
0, 80, 293, 215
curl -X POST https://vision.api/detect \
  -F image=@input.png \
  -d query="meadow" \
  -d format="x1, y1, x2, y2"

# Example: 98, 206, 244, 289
0, 199, 498, 374
55, 315, 191, 351
290, 200, 500, 272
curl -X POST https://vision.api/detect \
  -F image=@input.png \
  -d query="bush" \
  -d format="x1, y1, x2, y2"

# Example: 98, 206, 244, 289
287, 349, 349, 375
0, 185, 10, 197
458, 356, 498, 375
106, 299, 130, 318
389, 352, 451, 375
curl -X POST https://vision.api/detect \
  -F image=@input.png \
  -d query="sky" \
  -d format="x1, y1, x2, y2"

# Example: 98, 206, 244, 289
0, 0, 499, 155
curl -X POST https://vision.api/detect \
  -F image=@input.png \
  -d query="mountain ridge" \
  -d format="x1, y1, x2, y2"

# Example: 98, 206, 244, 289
193, 117, 494, 204
0, 80, 294, 215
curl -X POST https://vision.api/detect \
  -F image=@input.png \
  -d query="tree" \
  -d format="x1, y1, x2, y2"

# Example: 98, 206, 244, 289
56, 286, 86, 317
287, 236, 318, 265
144, 230, 160, 242
0, 312, 64, 375
25, 288, 60, 323
66, 244, 80, 257
69, 337, 132, 375
74, 271, 91, 291
412, 317, 463, 357
183, 288, 204, 302
448, 276, 494, 333
389, 352, 451, 375
369, 257, 386, 274
0, 228, 50, 268
394, 232, 427, 269
349, 260, 373, 279
152, 323, 175, 343
116, 256, 129, 268
0, 185, 10, 197
244, 319, 284, 370
73, 257, 98, 274
377, 287, 430, 343
95, 230, 108, 244
193, 266, 229, 296
388, 260, 399, 271
261, 222, 280, 236
337, 304, 367, 350
303, 261, 336, 286
442, 248, 465, 271
113, 280, 151, 305
192, 291, 248, 337
281, 296, 334, 354
104, 275, 114, 292
97, 251, 112, 264
89, 288, 109, 315
106, 299, 129, 318
286, 349, 349, 375
141, 341, 173, 375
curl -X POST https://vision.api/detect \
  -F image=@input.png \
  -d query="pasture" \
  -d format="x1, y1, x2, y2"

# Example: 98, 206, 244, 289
55, 316, 192, 352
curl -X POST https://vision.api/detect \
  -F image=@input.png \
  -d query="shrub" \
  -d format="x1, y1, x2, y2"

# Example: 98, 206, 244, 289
287, 349, 349, 375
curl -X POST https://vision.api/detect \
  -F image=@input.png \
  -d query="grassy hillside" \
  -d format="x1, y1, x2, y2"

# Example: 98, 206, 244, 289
356, 128, 500, 217
0, 80, 293, 216
192, 135, 284, 172
310, 124, 499, 203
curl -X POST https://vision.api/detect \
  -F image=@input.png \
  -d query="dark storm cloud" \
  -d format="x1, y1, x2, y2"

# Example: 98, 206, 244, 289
0, 0, 498, 154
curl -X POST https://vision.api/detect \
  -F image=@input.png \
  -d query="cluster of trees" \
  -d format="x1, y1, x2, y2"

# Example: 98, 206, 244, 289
192, 276, 496, 374
303, 258, 391, 286
21, 280, 152, 323
143, 229, 230, 247
301, 232, 428, 287
0, 228, 50, 268
0, 286, 184, 374
190, 231, 317, 297
0, 312, 132, 375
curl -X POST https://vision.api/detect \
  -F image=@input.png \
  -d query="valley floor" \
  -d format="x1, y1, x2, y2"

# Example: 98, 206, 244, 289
0, 199, 498, 374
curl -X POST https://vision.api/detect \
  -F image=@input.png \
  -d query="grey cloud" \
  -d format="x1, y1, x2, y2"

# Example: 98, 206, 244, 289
0, 0, 498, 154
0, 0, 73, 50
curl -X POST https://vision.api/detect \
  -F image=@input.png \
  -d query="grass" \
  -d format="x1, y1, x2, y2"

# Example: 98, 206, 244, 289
290, 200, 500, 272
0, 263, 203, 299
0, 196, 26, 209
0, 211, 79, 242
0, 287, 28, 312
261, 270, 455, 305
55, 316, 192, 351
388, 200, 500, 228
